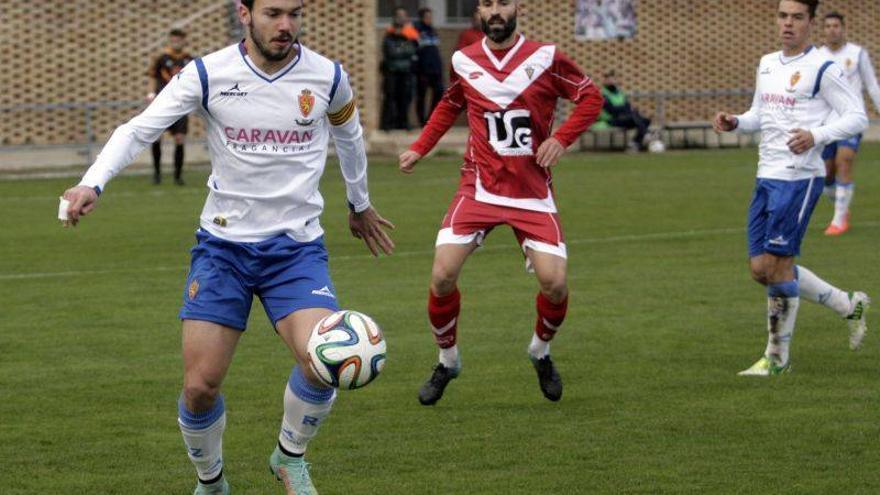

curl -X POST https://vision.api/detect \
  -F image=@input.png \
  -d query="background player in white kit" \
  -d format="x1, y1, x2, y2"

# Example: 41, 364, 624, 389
817, 11, 880, 235
714, 0, 870, 376
59, 1, 394, 494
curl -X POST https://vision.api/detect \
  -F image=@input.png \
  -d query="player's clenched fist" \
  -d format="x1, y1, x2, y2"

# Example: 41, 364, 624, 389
60, 185, 99, 227
399, 150, 423, 174
713, 112, 738, 133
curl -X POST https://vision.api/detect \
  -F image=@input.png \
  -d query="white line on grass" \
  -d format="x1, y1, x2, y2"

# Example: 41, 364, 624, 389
4, 222, 878, 281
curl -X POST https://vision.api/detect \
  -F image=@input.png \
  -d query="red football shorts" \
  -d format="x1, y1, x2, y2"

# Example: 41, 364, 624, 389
435, 194, 567, 264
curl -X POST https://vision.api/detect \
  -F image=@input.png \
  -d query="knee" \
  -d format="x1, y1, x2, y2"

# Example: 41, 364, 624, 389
750, 266, 770, 285
430, 265, 459, 296
539, 277, 568, 303
182, 377, 222, 411
174, 135, 186, 146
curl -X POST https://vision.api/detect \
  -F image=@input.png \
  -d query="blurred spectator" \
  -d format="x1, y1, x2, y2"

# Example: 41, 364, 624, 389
596, 70, 651, 151
381, 7, 419, 130
451, 10, 484, 83
456, 9, 484, 50
148, 28, 193, 184
414, 7, 444, 126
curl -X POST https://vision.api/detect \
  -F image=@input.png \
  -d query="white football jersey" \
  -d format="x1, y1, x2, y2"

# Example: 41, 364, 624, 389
735, 46, 868, 181
80, 42, 370, 243
818, 42, 880, 117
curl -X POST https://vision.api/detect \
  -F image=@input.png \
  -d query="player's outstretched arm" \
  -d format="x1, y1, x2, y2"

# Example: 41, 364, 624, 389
62, 60, 202, 226
404, 80, 466, 172
59, 185, 99, 227
349, 207, 395, 257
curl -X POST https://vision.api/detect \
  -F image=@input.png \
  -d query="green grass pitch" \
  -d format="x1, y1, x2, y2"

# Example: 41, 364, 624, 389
1, 145, 878, 494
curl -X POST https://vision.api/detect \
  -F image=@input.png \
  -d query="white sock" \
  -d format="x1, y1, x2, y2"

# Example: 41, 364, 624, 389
833, 182, 854, 225
823, 181, 837, 201
439, 345, 460, 369
764, 296, 799, 366
178, 395, 226, 483
528, 333, 550, 359
279, 367, 336, 455
796, 265, 851, 317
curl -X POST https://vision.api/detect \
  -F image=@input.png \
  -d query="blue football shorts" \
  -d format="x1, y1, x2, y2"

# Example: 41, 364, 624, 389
747, 177, 823, 258
179, 229, 339, 330
821, 133, 862, 161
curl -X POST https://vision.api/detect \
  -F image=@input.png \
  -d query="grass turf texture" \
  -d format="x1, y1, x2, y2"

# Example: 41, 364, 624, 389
1, 146, 878, 494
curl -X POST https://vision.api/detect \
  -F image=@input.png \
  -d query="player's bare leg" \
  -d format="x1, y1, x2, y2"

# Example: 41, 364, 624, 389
527, 248, 568, 401
826, 147, 857, 235
270, 308, 336, 495
739, 254, 799, 376
180, 320, 241, 494
419, 241, 478, 405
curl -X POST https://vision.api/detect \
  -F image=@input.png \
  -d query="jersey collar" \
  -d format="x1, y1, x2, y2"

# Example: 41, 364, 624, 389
238, 40, 302, 83
779, 45, 813, 65
481, 34, 526, 71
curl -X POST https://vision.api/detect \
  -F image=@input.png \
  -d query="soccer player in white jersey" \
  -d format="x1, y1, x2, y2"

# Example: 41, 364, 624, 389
817, 11, 880, 235
714, 0, 870, 376
60, 1, 394, 493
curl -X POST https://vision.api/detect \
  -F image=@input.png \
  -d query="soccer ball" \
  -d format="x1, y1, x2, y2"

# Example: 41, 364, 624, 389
306, 310, 387, 390
648, 139, 666, 153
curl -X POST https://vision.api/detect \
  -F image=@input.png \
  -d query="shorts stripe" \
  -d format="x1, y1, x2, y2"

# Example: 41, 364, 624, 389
797, 177, 815, 224
449, 196, 466, 231
548, 213, 561, 244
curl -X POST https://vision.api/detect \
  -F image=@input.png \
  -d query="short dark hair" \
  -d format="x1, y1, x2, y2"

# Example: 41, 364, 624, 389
418, 7, 432, 19
169, 28, 187, 38
240, 1, 304, 12
824, 10, 845, 24
787, 0, 819, 19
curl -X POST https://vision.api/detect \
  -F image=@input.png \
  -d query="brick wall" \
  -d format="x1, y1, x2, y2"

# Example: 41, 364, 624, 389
2, 0, 878, 146
0, 0, 377, 146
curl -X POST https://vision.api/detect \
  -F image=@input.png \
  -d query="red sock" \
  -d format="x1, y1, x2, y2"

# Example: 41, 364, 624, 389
535, 292, 568, 341
428, 288, 460, 348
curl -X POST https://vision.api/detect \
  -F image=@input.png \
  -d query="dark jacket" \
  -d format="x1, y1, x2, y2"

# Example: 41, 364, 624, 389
382, 26, 419, 74
414, 21, 443, 75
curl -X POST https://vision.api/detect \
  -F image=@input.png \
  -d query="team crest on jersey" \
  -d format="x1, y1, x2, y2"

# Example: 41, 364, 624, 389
786, 71, 801, 93
298, 89, 315, 117
846, 58, 853, 69
525, 65, 535, 80
188, 280, 199, 300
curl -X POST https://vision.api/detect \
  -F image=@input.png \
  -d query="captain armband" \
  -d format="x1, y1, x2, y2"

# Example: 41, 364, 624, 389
328, 99, 357, 126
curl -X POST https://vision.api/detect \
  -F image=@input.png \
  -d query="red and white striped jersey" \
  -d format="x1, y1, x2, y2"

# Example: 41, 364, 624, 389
411, 35, 603, 213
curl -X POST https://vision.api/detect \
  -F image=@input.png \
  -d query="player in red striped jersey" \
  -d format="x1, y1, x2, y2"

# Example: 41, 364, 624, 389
399, 0, 603, 405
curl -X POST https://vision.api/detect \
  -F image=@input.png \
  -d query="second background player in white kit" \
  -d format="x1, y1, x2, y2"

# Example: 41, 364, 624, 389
817, 11, 880, 235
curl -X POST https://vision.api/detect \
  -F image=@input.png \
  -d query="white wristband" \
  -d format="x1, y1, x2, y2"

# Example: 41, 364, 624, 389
58, 197, 70, 221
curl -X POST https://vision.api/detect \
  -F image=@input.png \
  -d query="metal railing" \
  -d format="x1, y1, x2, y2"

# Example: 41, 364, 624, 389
627, 88, 755, 128
0, 100, 144, 163
4, 89, 874, 159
